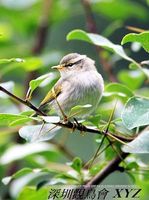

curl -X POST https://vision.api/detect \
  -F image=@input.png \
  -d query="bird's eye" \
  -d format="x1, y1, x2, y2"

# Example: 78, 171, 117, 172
67, 63, 73, 67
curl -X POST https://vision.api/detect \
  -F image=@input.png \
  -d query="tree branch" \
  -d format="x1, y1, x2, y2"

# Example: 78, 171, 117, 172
54, 121, 132, 142
81, 0, 117, 82
31, 0, 52, 55
0, 85, 133, 143
0, 86, 46, 116
86, 152, 129, 185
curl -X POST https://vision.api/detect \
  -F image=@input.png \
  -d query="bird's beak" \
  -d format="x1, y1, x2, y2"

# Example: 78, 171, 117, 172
51, 64, 64, 70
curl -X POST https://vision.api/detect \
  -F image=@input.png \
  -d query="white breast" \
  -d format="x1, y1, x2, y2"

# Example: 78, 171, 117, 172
52, 70, 104, 117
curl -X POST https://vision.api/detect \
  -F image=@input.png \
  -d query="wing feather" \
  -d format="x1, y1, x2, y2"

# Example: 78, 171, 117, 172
39, 83, 62, 108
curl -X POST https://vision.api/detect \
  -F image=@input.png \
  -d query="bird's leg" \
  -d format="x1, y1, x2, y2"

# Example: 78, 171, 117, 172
32, 120, 45, 141
56, 98, 68, 122
52, 88, 68, 122
73, 118, 86, 135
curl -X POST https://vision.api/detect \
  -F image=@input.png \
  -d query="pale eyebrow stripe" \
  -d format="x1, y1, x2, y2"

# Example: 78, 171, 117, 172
65, 59, 82, 67
69, 55, 86, 65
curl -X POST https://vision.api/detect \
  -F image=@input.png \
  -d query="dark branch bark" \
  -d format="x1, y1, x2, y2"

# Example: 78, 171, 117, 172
0, 85, 133, 143
86, 152, 129, 185
32, 0, 52, 55
54, 121, 132, 142
0, 86, 46, 116
81, 0, 97, 33
81, 0, 117, 82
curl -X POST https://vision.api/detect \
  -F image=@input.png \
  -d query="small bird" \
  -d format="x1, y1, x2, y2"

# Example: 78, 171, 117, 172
38, 53, 104, 119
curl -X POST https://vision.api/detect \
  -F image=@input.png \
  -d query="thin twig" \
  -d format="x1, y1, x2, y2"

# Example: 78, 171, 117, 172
87, 135, 106, 169
106, 136, 127, 167
87, 128, 147, 185
126, 26, 146, 33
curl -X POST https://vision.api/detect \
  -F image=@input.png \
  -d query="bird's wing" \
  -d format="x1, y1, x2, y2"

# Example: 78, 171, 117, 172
39, 83, 62, 108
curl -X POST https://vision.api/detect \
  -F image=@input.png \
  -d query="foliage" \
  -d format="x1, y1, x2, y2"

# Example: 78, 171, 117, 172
0, 0, 148, 200
122, 31, 149, 53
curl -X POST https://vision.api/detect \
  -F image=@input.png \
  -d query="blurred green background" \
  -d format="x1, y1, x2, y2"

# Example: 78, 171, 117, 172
0, 0, 149, 199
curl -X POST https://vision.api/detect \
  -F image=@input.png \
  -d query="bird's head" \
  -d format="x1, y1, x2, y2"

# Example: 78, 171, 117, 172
52, 53, 96, 77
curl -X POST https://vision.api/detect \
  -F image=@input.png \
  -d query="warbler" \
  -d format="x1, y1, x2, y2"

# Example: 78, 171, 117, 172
38, 53, 104, 119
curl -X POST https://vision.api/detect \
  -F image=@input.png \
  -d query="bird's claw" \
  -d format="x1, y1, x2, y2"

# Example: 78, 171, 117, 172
73, 118, 86, 135
62, 113, 68, 123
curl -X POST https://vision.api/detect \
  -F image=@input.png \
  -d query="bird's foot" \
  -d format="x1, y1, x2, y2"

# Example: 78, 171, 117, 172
60, 113, 68, 123
73, 118, 86, 136
63, 115, 68, 122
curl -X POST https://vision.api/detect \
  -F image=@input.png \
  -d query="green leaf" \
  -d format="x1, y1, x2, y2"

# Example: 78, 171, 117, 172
67, 157, 82, 173
92, 0, 148, 21
2, 168, 51, 186
21, 57, 43, 71
0, 143, 55, 164
129, 63, 149, 79
19, 124, 61, 142
136, 179, 149, 200
118, 70, 145, 90
104, 83, 134, 100
89, 164, 103, 176
126, 162, 139, 170
20, 110, 34, 116
67, 30, 149, 79
121, 32, 149, 53
9, 118, 32, 126
122, 97, 149, 130
30, 74, 50, 91
0, 23, 12, 41
0, 58, 24, 64
17, 187, 49, 200
26, 72, 57, 100
13, 168, 33, 179
56, 173, 79, 183
122, 130, 149, 153
69, 104, 92, 117
87, 114, 101, 127
2, 57, 43, 75
0, 113, 31, 126
67, 29, 133, 62
2, 168, 33, 185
